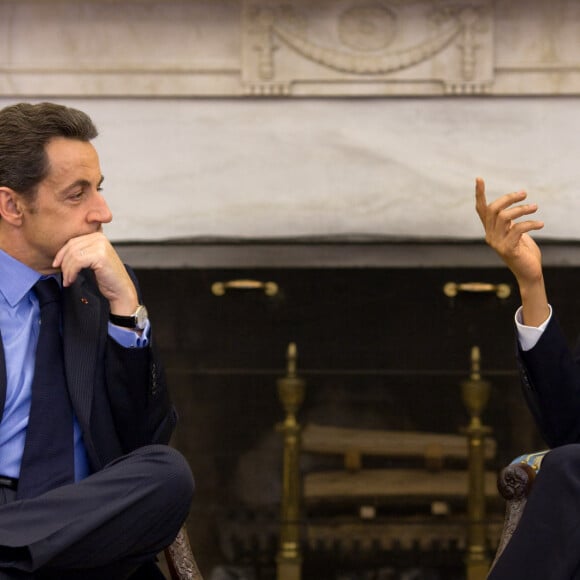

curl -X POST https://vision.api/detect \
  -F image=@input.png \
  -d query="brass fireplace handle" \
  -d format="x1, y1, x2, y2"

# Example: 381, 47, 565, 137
443, 281, 511, 299
211, 279, 279, 297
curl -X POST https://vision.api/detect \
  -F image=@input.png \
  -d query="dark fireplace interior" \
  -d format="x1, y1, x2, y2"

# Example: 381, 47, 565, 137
127, 245, 577, 579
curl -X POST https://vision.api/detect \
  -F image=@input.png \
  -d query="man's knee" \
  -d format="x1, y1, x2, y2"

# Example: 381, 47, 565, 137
132, 445, 194, 516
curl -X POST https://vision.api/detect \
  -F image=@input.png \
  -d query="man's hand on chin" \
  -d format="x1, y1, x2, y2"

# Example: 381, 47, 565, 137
52, 232, 139, 314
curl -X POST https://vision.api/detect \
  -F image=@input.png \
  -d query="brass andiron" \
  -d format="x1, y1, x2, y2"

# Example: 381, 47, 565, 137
276, 343, 305, 580
461, 345, 492, 580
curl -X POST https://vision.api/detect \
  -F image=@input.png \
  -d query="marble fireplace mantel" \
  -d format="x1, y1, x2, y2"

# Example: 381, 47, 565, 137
1, 0, 578, 98
113, 240, 580, 269
29, 96, 580, 247
1, 0, 580, 248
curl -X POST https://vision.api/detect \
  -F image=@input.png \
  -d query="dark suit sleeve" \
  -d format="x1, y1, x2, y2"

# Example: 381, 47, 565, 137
104, 267, 177, 453
518, 315, 580, 448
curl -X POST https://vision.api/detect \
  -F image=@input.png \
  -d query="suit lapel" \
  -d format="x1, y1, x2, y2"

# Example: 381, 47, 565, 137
62, 272, 103, 433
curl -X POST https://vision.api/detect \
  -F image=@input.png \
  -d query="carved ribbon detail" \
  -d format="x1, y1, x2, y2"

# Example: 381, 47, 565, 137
249, 4, 487, 84
272, 16, 461, 75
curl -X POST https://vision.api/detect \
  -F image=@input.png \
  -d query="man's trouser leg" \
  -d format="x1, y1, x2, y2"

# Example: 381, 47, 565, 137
0, 445, 194, 579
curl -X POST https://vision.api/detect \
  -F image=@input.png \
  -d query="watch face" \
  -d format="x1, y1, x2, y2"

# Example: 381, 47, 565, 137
135, 305, 149, 329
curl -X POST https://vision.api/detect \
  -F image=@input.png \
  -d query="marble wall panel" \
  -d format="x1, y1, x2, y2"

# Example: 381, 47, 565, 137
0, 96, 575, 243
0, 0, 578, 96
0, 0, 241, 96
0, 1, 579, 243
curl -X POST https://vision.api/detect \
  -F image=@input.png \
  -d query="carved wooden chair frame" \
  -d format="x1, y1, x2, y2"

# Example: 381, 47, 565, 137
490, 450, 548, 575
164, 523, 204, 580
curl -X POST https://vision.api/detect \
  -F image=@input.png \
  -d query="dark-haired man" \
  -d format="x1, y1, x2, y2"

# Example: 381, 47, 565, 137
0, 102, 193, 580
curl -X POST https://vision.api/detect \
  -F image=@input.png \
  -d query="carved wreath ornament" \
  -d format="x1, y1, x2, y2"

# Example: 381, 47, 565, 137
249, 2, 487, 81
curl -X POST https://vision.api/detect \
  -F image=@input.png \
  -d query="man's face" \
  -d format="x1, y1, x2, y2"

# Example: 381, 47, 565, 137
18, 137, 113, 271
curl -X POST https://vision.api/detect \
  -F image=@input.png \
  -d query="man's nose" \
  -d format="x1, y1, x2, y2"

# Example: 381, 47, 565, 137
88, 193, 113, 224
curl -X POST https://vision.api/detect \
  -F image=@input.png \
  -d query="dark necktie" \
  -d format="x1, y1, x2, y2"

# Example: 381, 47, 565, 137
17, 277, 75, 499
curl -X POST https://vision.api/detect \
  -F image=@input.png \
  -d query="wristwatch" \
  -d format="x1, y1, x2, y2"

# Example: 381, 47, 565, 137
109, 304, 149, 330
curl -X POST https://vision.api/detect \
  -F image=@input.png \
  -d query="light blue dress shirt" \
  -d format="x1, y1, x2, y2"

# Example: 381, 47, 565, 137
0, 249, 149, 481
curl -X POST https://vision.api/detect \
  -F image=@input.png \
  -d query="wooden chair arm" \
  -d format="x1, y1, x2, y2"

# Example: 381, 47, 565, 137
497, 461, 538, 501
490, 451, 548, 576
164, 524, 204, 580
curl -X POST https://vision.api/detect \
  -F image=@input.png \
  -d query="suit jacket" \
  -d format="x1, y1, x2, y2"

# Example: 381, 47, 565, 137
0, 266, 176, 473
517, 315, 580, 449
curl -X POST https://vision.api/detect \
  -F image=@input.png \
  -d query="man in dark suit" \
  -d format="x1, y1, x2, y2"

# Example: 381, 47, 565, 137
476, 177, 580, 579
0, 103, 194, 579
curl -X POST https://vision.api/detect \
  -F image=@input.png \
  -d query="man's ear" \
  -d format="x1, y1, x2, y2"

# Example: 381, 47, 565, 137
0, 187, 25, 225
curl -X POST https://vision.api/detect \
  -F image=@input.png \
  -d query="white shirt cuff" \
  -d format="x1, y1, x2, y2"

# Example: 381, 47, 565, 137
515, 305, 552, 351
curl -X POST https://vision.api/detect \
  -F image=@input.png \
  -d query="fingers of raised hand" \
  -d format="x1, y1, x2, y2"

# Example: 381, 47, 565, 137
478, 189, 531, 230
474, 177, 487, 222
501, 201, 538, 225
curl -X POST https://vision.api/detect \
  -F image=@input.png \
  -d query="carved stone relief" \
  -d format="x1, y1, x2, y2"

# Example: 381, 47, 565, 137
0, 0, 578, 97
241, 0, 494, 95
